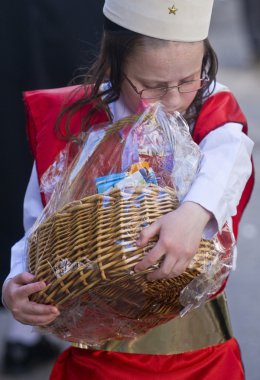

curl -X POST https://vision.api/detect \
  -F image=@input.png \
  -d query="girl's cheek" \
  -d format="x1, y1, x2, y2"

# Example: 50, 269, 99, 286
136, 99, 150, 112
121, 91, 140, 113
183, 92, 198, 111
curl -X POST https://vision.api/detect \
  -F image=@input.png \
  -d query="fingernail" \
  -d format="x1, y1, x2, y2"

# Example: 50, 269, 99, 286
52, 307, 59, 314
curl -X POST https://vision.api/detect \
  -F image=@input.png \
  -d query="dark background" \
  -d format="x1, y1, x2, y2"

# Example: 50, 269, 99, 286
0, 1, 104, 300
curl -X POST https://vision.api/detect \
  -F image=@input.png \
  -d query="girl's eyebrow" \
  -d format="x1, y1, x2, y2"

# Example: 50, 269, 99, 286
135, 70, 202, 86
180, 70, 201, 82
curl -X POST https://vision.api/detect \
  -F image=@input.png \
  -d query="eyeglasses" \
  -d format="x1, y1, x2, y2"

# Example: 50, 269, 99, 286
124, 74, 209, 100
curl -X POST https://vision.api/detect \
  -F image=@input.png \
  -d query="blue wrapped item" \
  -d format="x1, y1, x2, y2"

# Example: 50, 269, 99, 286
95, 172, 127, 193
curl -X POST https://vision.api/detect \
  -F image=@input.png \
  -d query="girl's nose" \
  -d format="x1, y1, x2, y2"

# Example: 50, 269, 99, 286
161, 87, 182, 112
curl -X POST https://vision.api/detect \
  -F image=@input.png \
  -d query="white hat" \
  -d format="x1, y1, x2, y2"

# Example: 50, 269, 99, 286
103, 0, 214, 42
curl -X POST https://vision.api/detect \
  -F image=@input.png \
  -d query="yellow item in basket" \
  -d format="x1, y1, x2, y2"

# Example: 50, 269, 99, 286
130, 161, 150, 174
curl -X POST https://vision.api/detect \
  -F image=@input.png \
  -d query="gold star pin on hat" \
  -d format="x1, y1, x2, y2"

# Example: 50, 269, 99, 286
104, 0, 214, 41
168, 4, 178, 15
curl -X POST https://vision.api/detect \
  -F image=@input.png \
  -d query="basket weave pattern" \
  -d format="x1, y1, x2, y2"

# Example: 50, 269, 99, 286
28, 184, 215, 340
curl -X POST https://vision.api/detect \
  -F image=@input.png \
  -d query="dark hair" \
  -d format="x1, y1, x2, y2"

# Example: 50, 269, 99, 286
56, 30, 218, 139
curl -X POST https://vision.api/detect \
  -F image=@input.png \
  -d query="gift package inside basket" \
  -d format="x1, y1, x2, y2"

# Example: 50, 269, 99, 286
27, 102, 235, 346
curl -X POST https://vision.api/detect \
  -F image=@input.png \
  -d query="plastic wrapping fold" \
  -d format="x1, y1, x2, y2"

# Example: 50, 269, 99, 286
26, 102, 235, 345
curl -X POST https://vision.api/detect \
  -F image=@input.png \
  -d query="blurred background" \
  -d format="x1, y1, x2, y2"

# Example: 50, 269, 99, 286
0, 0, 259, 379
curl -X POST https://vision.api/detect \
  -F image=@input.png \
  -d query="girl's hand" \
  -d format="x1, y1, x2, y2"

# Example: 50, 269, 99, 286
2, 272, 60, 326
135, 202, 212, 281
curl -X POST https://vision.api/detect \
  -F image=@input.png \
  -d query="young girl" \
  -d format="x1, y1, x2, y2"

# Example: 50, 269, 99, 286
2, 0, 254, 379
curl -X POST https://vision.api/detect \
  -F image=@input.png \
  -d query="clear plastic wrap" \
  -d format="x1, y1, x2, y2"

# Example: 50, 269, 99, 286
27, 102, 235, 346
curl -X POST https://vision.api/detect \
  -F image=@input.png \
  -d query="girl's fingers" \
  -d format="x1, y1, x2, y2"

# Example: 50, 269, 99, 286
135, 240, 165, 272
14, 272, 36, 285
169, 258, 192, 278
148, 257, 191, 281
136, 220, 161, 247
12, 302, 60, 326
17, 313, 59, 326
147, 253, 177, 281
16, 281, 47, 298
3, 277, 46, 311
4, 273, 60, 326
23, 302, 60, 317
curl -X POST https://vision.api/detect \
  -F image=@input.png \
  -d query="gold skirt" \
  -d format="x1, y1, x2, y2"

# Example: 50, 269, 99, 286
72, 292, 232, 355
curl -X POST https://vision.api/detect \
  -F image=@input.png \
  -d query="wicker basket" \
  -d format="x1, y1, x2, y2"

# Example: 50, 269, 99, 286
28, 184, 216, 341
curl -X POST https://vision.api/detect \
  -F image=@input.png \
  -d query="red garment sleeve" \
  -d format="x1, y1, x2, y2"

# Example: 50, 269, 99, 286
23, 85, 109, 204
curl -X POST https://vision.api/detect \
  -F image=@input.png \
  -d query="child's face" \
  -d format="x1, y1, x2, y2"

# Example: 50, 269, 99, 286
121, 40, 204, 114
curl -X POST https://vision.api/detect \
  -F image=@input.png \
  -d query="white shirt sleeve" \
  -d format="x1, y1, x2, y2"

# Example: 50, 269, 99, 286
183, 122, 254, 238
6, 163, 43, 280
